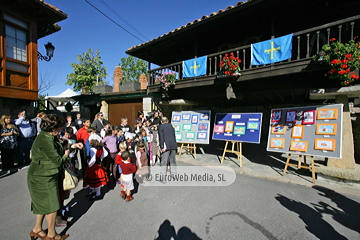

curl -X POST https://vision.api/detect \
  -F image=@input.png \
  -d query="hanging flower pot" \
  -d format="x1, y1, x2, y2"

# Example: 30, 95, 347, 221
312, 36, 360, 86
160, 83, 175, 98
217, 52, 242, 79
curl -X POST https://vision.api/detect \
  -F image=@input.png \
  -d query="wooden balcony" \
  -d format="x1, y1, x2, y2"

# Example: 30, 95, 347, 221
148, 15, 360, 93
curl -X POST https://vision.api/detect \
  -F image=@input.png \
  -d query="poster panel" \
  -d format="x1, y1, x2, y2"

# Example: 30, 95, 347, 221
212, 113, 263, 143
171, 110, 211, 144
266, 104, 343, 158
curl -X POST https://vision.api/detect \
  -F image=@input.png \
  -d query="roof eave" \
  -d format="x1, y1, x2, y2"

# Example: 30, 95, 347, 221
126, 0, 263, 55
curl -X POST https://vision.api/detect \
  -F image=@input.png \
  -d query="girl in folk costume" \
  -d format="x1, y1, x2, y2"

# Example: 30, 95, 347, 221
115, 142, 128, 186
135, 142, 149, 180
83, 139, 109, 200
119, 150, 137, 202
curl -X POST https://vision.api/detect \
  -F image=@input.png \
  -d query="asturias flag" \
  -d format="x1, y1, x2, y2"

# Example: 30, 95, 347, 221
251, 34, 293, 65
183, 56, 207, 78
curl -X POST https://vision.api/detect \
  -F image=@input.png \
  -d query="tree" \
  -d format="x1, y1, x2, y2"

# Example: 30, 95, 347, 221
119, 55, 147, 81
38, 70, 57, 95
66, 49, 108, 92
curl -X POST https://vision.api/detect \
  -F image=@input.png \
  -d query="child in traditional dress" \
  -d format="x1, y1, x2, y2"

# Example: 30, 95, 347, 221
83, 139, 109, 200
135, 142, 149, 181
115, 142, 127, 185
119, 150, 137, 202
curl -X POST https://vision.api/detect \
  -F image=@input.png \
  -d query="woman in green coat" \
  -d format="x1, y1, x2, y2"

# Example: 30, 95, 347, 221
28, 114, 70, 240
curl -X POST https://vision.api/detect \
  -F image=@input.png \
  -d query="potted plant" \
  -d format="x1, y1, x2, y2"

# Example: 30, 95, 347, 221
312, 36, 360, 85
155, 71, 176, 98
218, 52, 242, 77
155, 71, 176, 91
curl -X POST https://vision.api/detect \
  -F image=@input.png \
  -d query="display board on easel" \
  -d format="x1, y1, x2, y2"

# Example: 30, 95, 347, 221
212, 113, 263, 167
212, 113, 263, 143
266, 104, 343, 159
171, 110, 211, 144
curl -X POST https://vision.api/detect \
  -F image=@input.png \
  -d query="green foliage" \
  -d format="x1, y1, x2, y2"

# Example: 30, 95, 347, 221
219, 52, 241, 76
154, 71, 176, 90
38, 94, 48, 111
312, 37, 360, 85
66, 49, 108, 91
119, 55, 147, 82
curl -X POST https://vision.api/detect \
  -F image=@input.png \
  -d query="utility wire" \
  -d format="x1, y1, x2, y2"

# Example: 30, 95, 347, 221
85, 0, 145, 42
98, 0, 149, 41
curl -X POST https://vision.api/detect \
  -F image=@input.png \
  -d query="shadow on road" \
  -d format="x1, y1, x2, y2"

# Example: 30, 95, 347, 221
59, 188, 96, 235
275, 194, 348, 239
312, 185, 360, 234
154, 219, 201, 240
197, 139, 319, 181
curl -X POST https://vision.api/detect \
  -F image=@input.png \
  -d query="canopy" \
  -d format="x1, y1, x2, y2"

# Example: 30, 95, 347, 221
45, 88, 79, 102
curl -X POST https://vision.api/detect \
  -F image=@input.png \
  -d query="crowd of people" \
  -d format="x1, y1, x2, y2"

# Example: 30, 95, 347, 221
0, 109, 177, 240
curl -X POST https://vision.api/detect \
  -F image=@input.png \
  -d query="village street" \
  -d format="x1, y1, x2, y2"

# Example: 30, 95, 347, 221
0, 161, 359, 240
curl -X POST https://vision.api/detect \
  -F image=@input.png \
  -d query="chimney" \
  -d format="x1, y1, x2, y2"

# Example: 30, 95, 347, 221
113, 66, 123, 92
139, 73, 148, 90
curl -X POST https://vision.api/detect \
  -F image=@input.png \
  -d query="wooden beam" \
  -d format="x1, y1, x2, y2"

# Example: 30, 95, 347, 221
304, 89, 309, 100
262, 93, 274, 102
275, 91, 285, 101
248, 93, 266, 102
290, 90, 296, 100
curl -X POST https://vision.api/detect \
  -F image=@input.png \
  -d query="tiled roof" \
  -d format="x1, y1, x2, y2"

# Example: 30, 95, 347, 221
127, 0, 251, 52
36, 0, 68, 19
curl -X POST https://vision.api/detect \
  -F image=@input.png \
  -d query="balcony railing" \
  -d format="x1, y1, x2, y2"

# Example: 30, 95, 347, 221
148, 14, 360, 88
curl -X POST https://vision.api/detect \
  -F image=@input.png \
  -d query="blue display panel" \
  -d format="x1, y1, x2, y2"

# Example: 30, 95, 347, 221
171, 110, 211, 144
212, 113, 263, 143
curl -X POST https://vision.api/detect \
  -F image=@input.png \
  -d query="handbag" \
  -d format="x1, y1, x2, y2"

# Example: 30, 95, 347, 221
63, 165, 78, 191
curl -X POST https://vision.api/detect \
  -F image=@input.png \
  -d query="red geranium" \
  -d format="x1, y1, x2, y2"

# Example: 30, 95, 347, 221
331, 59, 340, 64
350, 75, 359, 80
313, 36, 360, 85
219, 52, 242, 76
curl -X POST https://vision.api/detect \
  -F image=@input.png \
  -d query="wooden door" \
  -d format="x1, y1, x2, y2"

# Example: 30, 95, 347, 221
108, 102, 142, 129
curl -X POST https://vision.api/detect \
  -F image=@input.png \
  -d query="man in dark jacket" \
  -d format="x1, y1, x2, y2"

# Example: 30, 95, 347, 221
92, 112, 109, 134
158, 117, 177, 182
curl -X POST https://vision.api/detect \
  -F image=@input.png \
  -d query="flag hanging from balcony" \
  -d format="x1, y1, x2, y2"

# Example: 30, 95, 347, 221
183, 56, 207, 78
251, 33, 293, 65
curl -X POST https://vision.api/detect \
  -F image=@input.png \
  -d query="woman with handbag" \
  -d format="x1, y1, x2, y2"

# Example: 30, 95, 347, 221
0, 115, 19, 171
27, 114, 71, 240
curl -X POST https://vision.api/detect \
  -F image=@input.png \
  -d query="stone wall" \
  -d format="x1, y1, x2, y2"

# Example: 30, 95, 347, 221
352, 113, 360, 164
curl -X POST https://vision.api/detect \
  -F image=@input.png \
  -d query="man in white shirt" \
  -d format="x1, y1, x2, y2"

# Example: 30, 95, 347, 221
14, 111, 36, 165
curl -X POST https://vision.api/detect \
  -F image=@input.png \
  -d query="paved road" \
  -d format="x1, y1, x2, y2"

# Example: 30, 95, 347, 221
0, 163, 359, 240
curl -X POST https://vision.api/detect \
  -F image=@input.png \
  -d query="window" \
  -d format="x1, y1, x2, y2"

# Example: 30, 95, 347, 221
5, 25, 27, 62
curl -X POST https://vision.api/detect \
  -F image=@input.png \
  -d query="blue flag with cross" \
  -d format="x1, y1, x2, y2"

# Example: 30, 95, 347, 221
183, 56, 207, 78
251, 33, 293, 65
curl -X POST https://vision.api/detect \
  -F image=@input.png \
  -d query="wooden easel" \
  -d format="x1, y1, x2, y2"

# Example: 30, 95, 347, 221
221, 141, 242, 167
283, 153, 316, 183
178, 143, 197, 159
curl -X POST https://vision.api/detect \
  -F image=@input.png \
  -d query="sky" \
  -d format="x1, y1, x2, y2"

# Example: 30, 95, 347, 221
38, 0, 240, 96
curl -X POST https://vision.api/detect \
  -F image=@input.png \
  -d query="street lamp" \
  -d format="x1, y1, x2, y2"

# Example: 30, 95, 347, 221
38, 42, 55, 61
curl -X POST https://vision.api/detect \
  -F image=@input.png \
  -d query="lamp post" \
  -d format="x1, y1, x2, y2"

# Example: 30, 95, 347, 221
38, 42, 55, 61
